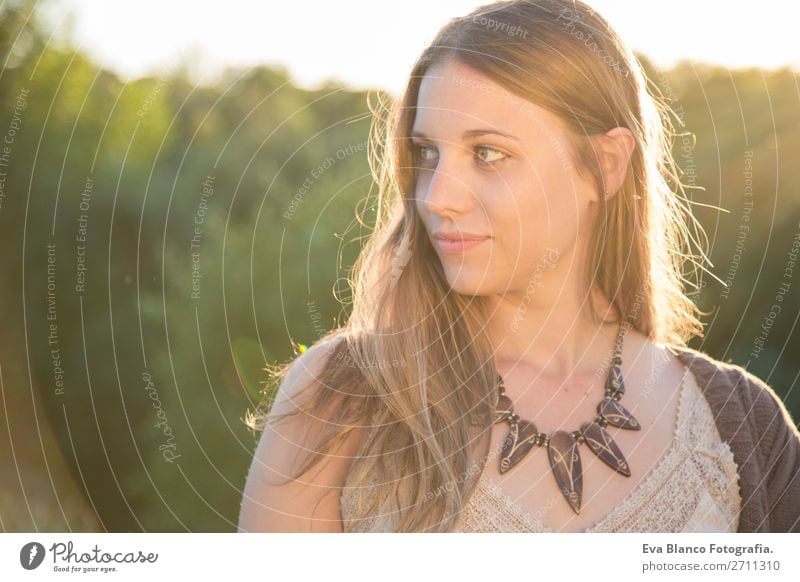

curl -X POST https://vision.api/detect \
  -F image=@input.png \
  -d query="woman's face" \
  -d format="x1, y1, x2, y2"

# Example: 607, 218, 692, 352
412, 59, 600, 297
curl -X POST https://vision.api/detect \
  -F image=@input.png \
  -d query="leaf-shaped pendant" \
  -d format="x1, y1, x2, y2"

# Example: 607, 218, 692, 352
499, 420, 538, 474
606, 363, 625, 398
547, 430, 582, 514
597, 398, 641, 430
580, 422, 631, 476
495, 394, 514, 424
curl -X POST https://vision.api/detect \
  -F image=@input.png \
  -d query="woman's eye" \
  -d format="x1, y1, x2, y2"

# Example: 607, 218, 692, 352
414, 145, 438, 166
412, 144, 507, 168
475, 146, 507, 165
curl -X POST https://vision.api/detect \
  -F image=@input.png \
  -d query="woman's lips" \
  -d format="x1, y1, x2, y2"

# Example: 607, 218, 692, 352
433, 236, 489, 254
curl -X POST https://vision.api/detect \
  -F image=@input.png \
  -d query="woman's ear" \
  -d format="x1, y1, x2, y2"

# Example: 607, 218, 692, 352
590, 127, 636, 201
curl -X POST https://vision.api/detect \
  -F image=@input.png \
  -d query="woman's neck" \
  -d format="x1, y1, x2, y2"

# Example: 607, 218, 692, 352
484, 287, 620, 379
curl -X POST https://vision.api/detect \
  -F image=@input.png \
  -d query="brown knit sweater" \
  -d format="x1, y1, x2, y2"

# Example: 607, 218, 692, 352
672, 345, 800, 532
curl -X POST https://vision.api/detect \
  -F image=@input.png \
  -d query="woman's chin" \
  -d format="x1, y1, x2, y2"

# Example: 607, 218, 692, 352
443, 272, 491, 296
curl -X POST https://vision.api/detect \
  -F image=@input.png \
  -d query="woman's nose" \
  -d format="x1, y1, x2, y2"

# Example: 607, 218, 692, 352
421, 158, 475, 217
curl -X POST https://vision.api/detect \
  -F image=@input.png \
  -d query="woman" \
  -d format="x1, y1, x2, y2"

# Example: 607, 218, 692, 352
238, 0, 800, 533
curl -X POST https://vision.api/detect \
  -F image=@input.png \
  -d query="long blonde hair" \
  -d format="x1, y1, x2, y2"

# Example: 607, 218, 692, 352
247, 0, 710, 532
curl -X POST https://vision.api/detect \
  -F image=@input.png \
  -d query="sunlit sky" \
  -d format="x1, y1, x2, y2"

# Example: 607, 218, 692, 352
43, 0, 800, 95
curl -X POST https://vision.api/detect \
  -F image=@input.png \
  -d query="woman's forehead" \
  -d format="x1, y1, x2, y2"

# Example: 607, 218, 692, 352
413, 61, 561, 142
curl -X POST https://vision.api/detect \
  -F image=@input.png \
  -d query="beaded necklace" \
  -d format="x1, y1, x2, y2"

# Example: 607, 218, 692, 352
494, 320, 640, 514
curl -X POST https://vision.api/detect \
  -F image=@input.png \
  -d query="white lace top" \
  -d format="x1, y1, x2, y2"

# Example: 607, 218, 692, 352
341, 365, 742, 533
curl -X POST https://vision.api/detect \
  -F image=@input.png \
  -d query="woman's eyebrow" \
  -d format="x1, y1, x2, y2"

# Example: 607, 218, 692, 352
410, 129, 521, 141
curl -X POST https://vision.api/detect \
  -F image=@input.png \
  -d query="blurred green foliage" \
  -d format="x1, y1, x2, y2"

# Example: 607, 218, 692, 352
1, 1, 798, 532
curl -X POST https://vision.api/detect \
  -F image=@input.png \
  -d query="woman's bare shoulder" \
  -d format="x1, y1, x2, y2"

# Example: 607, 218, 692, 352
269, 335, 348, 417
622, 330, 689, 411
238, 334, 362, 532
623, 328, 685, 378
